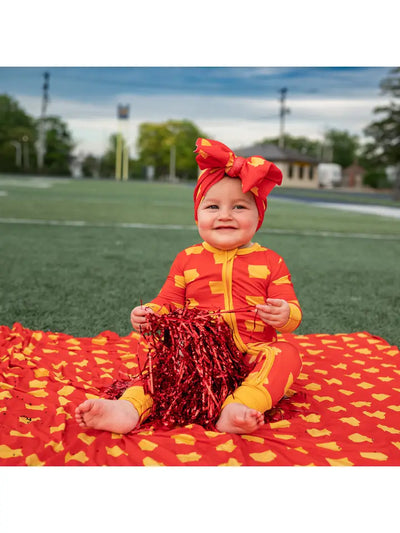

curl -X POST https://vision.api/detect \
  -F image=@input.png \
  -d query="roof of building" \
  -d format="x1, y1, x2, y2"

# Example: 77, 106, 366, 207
235, 143, 320, 164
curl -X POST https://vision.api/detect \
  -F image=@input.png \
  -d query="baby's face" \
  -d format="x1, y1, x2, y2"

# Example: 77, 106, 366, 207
197, 177, 259, 250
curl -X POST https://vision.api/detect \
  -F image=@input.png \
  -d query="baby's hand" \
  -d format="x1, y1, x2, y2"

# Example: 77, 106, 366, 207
255, 299, 290, 329
130, 305, 154, 332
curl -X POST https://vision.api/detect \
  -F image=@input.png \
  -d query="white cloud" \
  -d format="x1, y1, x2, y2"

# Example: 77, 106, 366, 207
15, 90, 389, 156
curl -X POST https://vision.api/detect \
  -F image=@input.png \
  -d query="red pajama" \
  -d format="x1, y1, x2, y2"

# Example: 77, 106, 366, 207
121, 241, 302, 418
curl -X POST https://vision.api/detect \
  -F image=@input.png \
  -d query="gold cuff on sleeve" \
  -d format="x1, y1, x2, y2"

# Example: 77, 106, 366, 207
277, 303, 302, 333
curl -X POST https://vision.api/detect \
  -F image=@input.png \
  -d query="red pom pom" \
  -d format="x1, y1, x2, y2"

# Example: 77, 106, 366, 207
103, 379, 133, 400
141, 306, 252, 429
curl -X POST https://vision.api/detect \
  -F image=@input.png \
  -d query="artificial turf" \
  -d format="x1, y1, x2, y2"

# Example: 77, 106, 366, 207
0, 176, 399, 346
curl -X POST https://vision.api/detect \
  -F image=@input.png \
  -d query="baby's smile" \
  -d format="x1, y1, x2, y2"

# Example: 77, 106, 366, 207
215, 225, 237, 229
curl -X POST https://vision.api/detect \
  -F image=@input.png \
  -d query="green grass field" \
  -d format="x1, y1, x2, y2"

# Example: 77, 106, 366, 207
1, 176, 399, 347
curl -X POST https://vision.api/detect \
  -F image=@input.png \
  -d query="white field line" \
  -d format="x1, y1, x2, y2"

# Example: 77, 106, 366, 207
0, 217, 399, 241
0, 177, 72, 188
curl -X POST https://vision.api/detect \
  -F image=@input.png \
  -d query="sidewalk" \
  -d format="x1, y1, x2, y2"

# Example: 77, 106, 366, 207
312, 201, 400, 219
274, 196, 400, 219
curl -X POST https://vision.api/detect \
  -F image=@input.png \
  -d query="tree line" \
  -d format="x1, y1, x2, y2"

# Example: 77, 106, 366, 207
81, 120, 208, 181
0, 95, 74, 176
0, 68, 399, 190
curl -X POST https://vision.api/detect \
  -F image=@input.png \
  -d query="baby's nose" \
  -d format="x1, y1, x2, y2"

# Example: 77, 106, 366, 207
218, 206, 233, 219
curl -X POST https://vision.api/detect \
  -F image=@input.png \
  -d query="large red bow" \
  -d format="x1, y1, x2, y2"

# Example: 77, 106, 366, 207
193, 138, 282, 230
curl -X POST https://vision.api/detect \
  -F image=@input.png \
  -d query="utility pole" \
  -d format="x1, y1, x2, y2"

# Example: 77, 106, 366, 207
115, 104, 130, 181
169, 145, 176, 182
36, 71, 50, 172
278, 88, 290, 149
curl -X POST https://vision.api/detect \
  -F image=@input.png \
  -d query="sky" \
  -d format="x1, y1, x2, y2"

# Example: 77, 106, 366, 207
0, 66, 393, 158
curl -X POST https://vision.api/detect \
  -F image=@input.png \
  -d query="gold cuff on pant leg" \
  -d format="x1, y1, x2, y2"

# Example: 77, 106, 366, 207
221, 384, 272, 413
120, 385, 153, 423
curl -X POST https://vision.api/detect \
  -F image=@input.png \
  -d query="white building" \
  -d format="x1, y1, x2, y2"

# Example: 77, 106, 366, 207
235, 143, 320, 189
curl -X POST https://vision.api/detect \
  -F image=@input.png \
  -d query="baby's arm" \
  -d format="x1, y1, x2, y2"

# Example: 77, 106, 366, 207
130, 249, 190, 332
256, 299, 302, 333
256, 253, 302, 333
130, 305, 154, 332
255, 298, 290, 329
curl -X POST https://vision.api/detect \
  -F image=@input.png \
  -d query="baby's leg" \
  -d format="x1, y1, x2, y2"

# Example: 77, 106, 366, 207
75, 399, 139, 434
221, 341, 302, 414
215, 402, 264, 434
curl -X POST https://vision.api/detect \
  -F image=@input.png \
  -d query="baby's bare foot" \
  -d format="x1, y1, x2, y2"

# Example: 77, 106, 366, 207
215, 402, 264, 434
75, 398, 139, 434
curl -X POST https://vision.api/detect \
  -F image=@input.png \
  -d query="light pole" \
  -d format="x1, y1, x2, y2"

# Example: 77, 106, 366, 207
10, 141, 22, 167
169, 145, 176, 182
36, 71, 50, 172
22, 135, 29, 170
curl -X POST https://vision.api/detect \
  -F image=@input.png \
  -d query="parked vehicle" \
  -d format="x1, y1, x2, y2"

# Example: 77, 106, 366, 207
317, 163, 342, 188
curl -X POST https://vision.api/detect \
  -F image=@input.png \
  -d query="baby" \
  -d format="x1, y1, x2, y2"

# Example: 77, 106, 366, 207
75, 138, 302, 434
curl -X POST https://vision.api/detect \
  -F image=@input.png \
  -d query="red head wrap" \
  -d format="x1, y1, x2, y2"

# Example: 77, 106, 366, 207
193, 138, 282, 231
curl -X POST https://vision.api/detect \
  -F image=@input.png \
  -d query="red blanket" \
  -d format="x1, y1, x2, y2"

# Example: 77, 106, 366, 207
1, 323, 399, 466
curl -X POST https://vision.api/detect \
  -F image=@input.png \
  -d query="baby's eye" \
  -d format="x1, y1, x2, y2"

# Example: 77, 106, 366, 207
233, 205, 246, 209
206, 204, 219, 209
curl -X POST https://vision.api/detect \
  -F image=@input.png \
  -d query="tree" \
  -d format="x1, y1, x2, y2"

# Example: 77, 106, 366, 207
260, 131, 360, 168
0, 94, 37, 173
97, 134, 119, 178
260, 134, 322, 159
363, 67, 400, 197
137, 119, 208, 180
0, 94, 76, 176
40, 116, 75, 176
324, 129, 360, 168
81, 154, 101, 178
